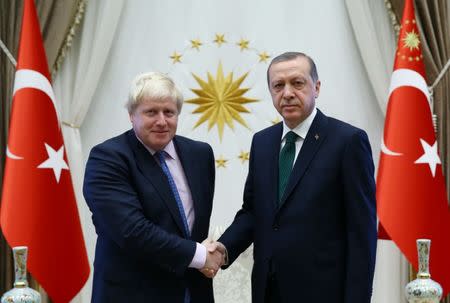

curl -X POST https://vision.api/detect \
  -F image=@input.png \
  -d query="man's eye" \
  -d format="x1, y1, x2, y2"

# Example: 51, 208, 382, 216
293, 81, 305, 88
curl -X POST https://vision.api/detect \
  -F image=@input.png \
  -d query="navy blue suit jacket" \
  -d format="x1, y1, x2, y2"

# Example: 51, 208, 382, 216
219, 110, 377, 303
83, 130, 215, 303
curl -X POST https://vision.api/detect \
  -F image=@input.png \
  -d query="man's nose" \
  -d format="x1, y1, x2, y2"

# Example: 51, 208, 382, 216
155, 112, 167, 125
282, 85, 295, 99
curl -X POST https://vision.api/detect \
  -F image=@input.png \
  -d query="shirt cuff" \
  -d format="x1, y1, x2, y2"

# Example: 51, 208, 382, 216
188, 242, 206, 269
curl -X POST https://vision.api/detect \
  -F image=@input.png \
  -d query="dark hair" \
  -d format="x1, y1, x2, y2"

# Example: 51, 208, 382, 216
267, 52, 319, 86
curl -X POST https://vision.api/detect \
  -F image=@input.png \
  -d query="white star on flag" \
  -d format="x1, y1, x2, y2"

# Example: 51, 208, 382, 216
37, 143, 69, 183
414, 138, 441, 177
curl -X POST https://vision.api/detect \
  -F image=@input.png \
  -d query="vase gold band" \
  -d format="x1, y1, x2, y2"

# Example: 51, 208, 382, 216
13, 281, 26, 288
417, 273, 431, 279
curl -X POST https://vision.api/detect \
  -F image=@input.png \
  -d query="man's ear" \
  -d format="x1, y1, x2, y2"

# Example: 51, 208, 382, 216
314, 80, 321, 98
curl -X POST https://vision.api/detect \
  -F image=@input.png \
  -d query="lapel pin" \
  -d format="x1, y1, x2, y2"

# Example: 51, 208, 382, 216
315, 134, 319, 140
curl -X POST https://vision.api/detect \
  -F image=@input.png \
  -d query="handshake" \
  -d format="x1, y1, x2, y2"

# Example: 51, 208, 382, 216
199, 239, 227, 278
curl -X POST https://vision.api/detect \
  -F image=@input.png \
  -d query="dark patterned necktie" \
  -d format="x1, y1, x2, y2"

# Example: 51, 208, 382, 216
156, 151, 192, 303
156, 151, 190, 238
278, 131, 298, 203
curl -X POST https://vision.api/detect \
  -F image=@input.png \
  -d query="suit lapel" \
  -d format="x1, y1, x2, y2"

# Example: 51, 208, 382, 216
266, 123, 284, 214
127, 131, 187, 236
278, 110, 329, 208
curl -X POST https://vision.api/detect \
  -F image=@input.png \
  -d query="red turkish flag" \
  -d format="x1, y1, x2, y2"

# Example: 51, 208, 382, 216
0, 0, 90, 302
377, 0, 450, 295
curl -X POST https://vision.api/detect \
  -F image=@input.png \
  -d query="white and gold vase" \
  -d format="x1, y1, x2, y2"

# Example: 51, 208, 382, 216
405, 239, 442, 303
1, 246, 41, 303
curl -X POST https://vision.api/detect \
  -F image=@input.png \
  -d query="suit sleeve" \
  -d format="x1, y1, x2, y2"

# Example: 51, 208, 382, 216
341, 130, 377, 303
83, 144, 196, 275
218, 137, 256, 266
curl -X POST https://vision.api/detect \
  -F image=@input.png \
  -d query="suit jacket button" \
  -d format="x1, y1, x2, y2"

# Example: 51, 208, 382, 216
273, 225, 279, 231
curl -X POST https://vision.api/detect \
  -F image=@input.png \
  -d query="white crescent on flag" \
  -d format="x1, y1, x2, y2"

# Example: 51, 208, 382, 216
381, 68, 431, 156
13, 69, 59, 122
388, 68, 430, 103
7, 69, 60, 160
6, 146, 24, 159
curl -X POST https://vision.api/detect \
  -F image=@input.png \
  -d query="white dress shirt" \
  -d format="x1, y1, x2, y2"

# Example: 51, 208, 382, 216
280, 107, 317, 165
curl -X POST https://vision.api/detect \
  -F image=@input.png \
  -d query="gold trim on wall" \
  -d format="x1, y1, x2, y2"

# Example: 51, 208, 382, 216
51, 0, 87, 78
384, 0, 400, 38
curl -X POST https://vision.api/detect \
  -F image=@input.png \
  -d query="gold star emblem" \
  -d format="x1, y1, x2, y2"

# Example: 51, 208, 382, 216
170, 51, 182, 63
402, 30, 420, 51
237, 39, 250, 51
190, 39, 203, 51
186, 62, 258, 140
216, 155, 228, 168
238, 151, 250, 163
271, 116, 281, 124
213, 33, 226, 47
258, 51, 270, 63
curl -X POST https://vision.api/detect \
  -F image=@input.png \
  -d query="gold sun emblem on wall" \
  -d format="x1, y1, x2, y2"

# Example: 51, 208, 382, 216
402, 30, 420, 51
185, 62, 258, 140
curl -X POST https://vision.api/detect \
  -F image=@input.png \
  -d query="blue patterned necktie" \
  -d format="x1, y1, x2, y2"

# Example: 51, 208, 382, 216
156, 151, 190, 238
278, 131, 299, 203
156, 151, 191, 303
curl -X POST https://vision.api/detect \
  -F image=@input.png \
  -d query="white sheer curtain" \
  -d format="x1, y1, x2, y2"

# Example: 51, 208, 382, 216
52, 1, 125, 302
345, 0, 396, 115
345, 1, 409, 302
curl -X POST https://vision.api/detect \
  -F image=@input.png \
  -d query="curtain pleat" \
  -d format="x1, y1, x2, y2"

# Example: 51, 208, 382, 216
0, 0, 23, 295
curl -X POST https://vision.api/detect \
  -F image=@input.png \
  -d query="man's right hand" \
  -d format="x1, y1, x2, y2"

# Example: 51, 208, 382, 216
199, 239, 226, 278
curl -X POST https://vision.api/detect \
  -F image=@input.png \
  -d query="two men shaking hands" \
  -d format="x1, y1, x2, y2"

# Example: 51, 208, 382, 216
84, 52, 377, 303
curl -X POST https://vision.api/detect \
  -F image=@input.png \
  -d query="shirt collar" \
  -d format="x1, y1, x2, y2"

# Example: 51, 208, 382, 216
282, 106, 317, 140
134, 132, 177, 160
162, 140, 177, 160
